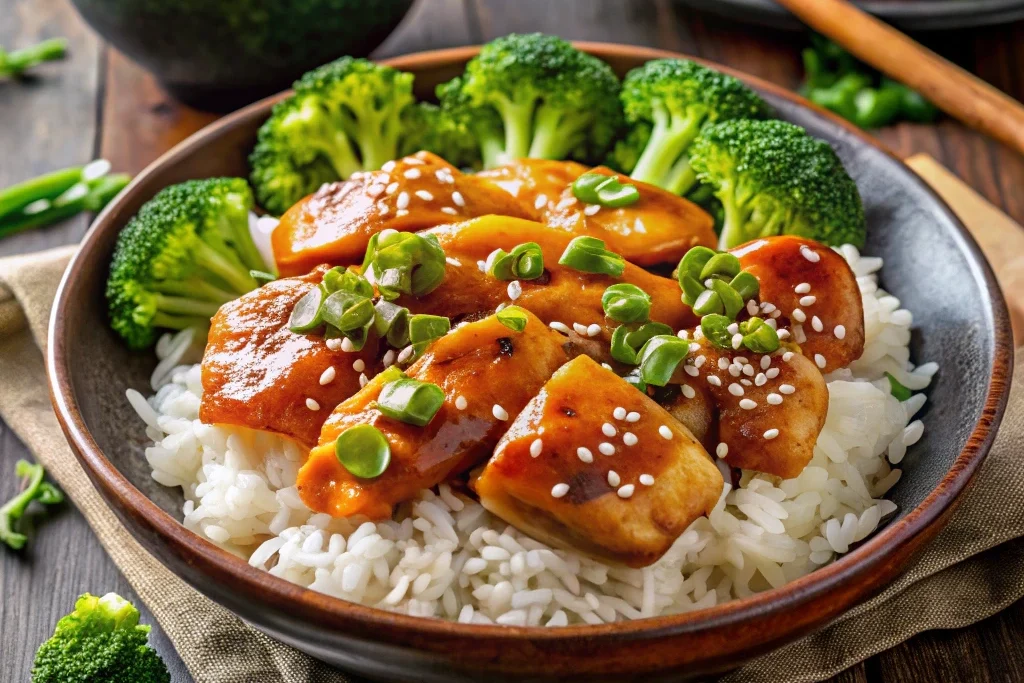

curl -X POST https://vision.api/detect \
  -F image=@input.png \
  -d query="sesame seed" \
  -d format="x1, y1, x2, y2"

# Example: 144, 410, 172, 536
385, 182, 399, 194
765, 318, 778, 330
587, 323, 602, 337
658, 425, 673, 440
623, 432, 638, 446
617, 484, 635, 499
728, 383, 744, 397
607, 470, 621, 487
761, 302, 777, 314
755, 373, 767, 386
530, 439, 543, 457
716, 442, 729, 458
718, 357, 730, 370
728, 364, 741, 377
455, 395, 468, 410
771, 309, 782, 318
742, 364, 755, 377
572, 322, 588, 335
731, 333, 744, 349
477, 260, 487, 272
492, 404, 509, 421
734, 356, 748, 365
626, 412, 641, 423
834, 325, 847, 340
507, 281, 522, 300
795, 282, 811, 294
367, 183, 386, 197
397, 345, 414, 363
792, 308, 807, 323
396, 209, 409, 217
602, 422, 617, 437
549, 321, 570, 334
613, 407, 627, 420
815, 354, 827, 369
435, 169, 453, 183
415, 189, 434, 201
305, 398, 320, 411
800, 295, 817, 307
451, 191, 466, 207
682, 384, 696, 399
767, 393, 783, 405
688, 342, 701, 354
676, 329, 689, 339
598, 442, 615, 456
341, 337, 356, 353
707, 375, 722, 387
583, 204, 600, 216
746, 300, 759, 316
777, 329, 791, 339
551, 483, 570, 499
779, 384, 796, 394
766, 367, 780, 379
326, 338, 342, 351
639, 474, 655, 486
577, 447, 594, 463
794, 326, 806, 343
740, 378, 752, 386
352, 359, 366, 373
739, 399, 757, 410
760, 355, 771, 370
684, 365, 699, 377
764, 428, 780, 440
379, 204, 390, 215
396, 191, 410, 210
445, 257, 461, 267
534, 194, 548, 210
441, 206, 458, 215
811, 316, 824, 333
727, 322, 739, 335
800, 245, 821, 263
358, 373, 368, 388
382, 349, 396, 367
404, 156, 424, 165
382, 160, 396, 172
783, 351, 794, 362
693, 327, 704, 340
404, 168, 421, 179
319, 367, 337, 385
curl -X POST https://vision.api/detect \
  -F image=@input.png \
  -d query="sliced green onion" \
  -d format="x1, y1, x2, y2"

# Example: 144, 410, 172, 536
335, 424, 391, 479
700, 314, 733, 349
636, 335, 690, 387
730, 271, 760, 301
622, 368, 648, 394
407, 314, 451, 358
324, 267, 374, 298
362, 231, 447, 300
489, 242, 544, 280
885, 372, 912, 401
711, 279, 744, 319
250, 270, 277, 284
679, 274, 704, 307
693, 289, 723, 316
699, 253, 741, 280
601, 283, 651, 323
376, 376, 445, 427
288, 287, 326, 333
571, 172, 611, 204
610, 322, 673, 365
740, 317, 780, 354
678, 246, 717, 282
322, 291, 375, 333
558, 236, 625, 277
571, 172, 640, 208
374, 300, 411, 348
496, 305, 529, 332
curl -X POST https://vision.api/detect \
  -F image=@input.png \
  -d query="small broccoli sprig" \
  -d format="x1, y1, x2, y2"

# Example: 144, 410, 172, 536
32, 593, 170, 683
0, 38, 66, 79
0, 460, 63, 550
607, 59, 770, 196
400, 102, 480, 169
690, 119, 866, 250
250, 57, 418, 215
437, 33, 623, 168
106, 178, 267, 349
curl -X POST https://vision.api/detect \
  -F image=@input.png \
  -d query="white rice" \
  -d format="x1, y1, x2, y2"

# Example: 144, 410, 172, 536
131, 245, 932, 626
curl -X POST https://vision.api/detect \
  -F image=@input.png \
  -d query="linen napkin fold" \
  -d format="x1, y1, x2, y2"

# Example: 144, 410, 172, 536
0, 154, 1019, 683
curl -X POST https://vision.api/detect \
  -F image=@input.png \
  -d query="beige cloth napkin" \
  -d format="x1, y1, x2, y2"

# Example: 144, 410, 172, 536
0, 155, 1020, 683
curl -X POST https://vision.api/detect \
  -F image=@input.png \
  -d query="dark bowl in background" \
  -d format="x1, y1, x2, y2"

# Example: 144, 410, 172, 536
69, 0, 415, 110
48, 43, 1012, 682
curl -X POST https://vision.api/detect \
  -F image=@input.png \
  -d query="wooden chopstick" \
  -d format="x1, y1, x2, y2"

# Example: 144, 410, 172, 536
774, 0, 1024, 157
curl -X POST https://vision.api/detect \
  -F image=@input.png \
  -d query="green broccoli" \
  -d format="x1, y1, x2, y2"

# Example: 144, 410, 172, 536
0, 460, 63, 550
31, 593, 170, 683
250, 57, 418, 215
106, 177, 267, 349
399, 101, 480, 169
607, 59, 770, 196
436, 33, 623, 168
689, 119, 866, 250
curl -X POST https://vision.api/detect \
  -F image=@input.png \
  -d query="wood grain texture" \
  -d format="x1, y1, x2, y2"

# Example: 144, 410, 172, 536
3, 0, 1024, 680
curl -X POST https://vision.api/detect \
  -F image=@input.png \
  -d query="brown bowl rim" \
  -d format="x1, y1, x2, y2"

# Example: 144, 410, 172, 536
47, 42, 1013, 647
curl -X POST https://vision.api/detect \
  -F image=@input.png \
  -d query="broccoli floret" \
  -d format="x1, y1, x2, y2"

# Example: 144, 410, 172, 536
31, 593, 170, 683
106, 178, 266, 349
436, 33, 622, 168
689, 119, 866, 250
0, 460, 63, 550
609, 59, 770, 196
250, 57, 416, 215
400, 102, 480, 169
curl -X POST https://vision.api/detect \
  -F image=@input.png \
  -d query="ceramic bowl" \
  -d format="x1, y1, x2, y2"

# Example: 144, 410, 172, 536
47, 43, 1012, 681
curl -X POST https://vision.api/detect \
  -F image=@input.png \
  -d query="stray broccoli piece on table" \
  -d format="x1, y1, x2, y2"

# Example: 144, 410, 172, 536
31, 593, 170, 683
249, 57, 421, 215
437, 33, 623, 169
0, 38, 66, 79
607, 59, 770, 196
689, 119, 866, 250
106, 177, 267, 350
0, 460, 63, 550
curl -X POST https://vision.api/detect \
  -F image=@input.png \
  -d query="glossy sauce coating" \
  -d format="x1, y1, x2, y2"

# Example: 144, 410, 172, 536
200, 265, 378, 448
474, 355, 723, 568
733, 236, 865, 373
475, 158, 589, 220
272, 151, 531, 276
543, 166, 717, 266
296, 311, 568, 519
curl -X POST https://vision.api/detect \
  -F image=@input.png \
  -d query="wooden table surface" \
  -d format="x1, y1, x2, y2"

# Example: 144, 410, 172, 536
2, 0, 1023, 681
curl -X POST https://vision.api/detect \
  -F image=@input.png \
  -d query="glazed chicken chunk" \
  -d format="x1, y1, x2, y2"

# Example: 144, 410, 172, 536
296, 311, 569, 519
474, 356, 724, 568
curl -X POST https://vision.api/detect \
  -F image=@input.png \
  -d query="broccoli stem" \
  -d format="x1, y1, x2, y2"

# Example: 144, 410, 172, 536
629, 105, 704, 191
494, 95, 539, 162
0, 460, 58, 550
716, 180, 752, 250
527, 106, 589, 160
152, 293, 222, 319
150, 312, 214, 332
193, 241, 259, 294
663, 157, 697, 196
321, 131, 364, 180
0, 38, 67, 78
212, 211, 267, 272
151, 277, 237, 304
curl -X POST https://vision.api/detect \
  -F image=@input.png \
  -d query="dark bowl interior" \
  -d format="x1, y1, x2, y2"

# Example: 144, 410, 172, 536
48, 44, 1012, 682
69, 0, 414, 110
